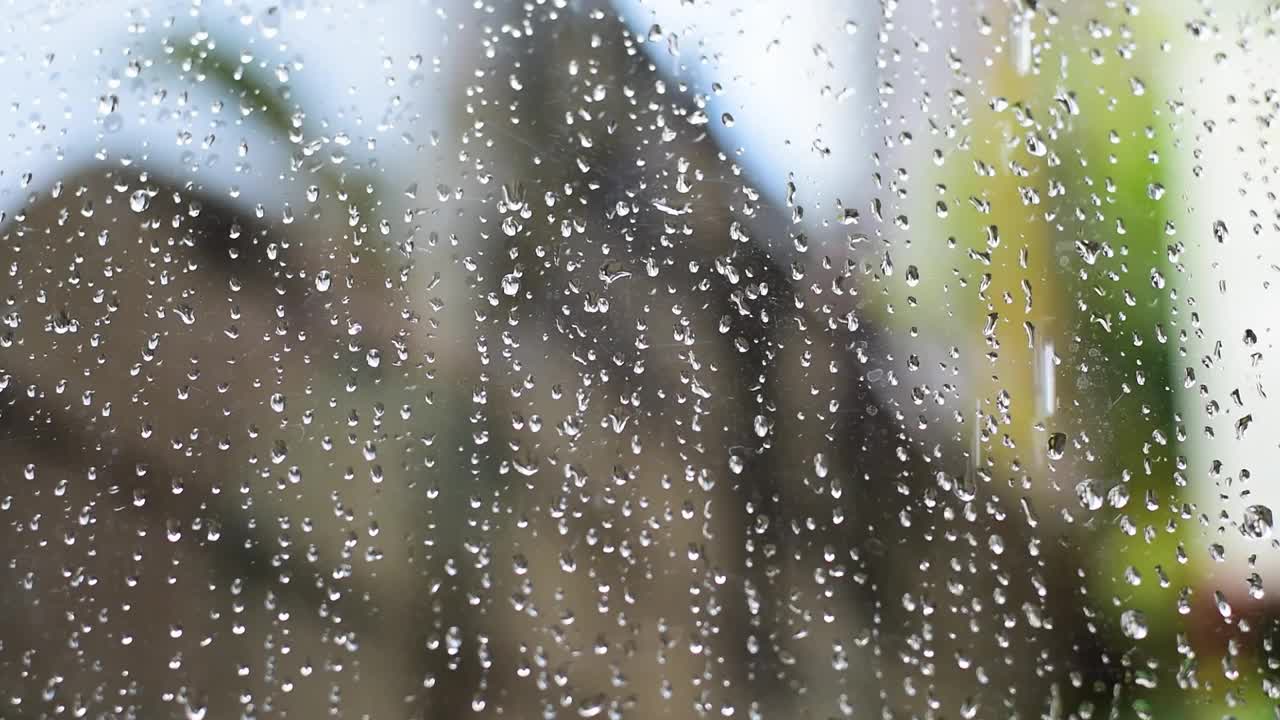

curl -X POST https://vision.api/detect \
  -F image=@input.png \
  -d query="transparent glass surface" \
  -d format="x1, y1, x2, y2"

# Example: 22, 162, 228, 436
1, 1, 1275, 718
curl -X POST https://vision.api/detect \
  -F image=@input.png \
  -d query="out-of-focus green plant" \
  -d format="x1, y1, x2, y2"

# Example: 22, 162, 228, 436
886, 3, 1222, 716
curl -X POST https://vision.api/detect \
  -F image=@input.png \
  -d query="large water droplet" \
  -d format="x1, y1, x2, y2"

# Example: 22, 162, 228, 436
1047, 432, 1067, 460
1243, 504, 1274, 539
1120, 609, 1148, 640
1075, 479, 1103, 511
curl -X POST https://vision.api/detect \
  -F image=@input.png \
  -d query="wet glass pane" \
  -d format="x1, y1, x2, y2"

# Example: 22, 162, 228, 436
1, 1, 1276, 718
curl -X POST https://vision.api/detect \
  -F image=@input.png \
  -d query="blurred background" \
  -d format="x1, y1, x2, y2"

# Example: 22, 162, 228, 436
2, 0, 1278, 718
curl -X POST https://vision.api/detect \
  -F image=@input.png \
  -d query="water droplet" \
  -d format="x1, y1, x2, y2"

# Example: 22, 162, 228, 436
728, 447, 746, 475
1075, 479, 1103, 511
752, 415, 769, 438
953, 471, 978, 502
1107, 484, 1130, 509
1047, 432, 1067, 460
577, 694, 606, 718
1120, 609, 1148, 640
502, 272, 522, 296
259, 6, 281, 38
1213, 219, 1230, 243
813, 452, 829, 478
1243, 504, 1274, 539
1236, 414, 1253, 439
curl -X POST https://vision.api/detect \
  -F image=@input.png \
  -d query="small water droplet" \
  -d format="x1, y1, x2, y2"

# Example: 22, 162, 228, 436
729, 447, 746, 475
1213, 219, 1230, 243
